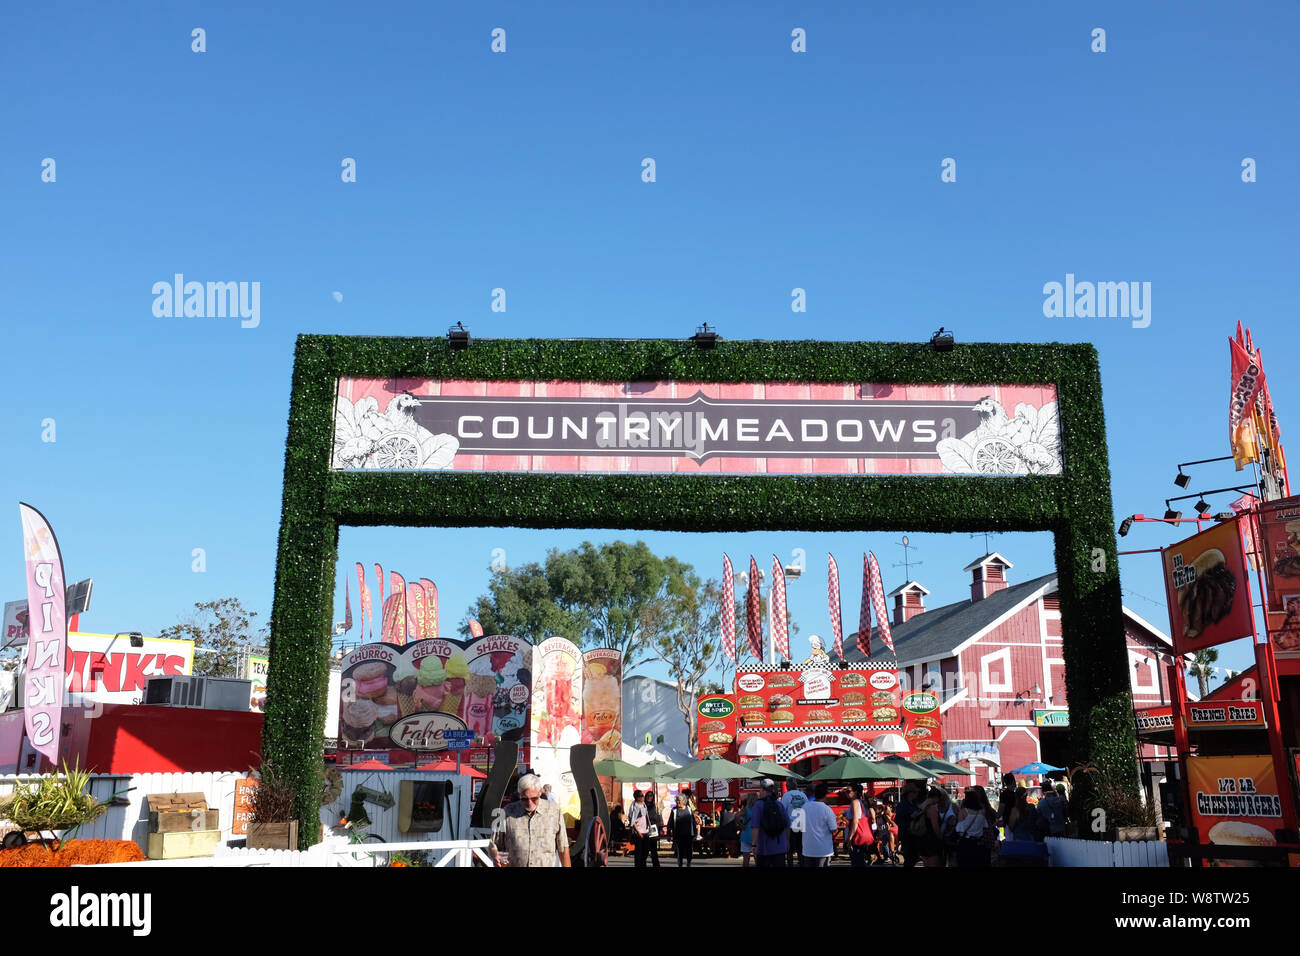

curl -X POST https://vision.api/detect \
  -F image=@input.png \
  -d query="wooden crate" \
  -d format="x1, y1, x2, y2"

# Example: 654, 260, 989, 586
146, 792, 209, 813
147, 829, 223, 860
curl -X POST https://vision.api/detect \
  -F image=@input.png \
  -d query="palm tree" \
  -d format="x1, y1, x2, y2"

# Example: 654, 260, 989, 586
1188, 648, 1219, 699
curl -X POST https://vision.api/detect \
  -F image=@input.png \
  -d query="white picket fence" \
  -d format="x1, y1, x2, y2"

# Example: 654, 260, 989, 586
82, 839, 493, 867
0, 771, 247, 847
1046, 836, 1169, 867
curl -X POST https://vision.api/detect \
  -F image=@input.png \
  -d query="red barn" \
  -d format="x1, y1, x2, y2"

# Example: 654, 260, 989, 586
846, 552, 1176, 793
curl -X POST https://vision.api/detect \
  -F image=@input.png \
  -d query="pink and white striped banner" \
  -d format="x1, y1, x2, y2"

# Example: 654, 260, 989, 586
720, 554, 736, 662
770, 556, 789, 659
868, 552, 895, 655
827, 554, 844, 659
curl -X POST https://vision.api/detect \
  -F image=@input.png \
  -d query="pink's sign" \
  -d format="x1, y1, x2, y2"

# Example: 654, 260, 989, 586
19, 504, 66, 765
332, 379, 1063, 476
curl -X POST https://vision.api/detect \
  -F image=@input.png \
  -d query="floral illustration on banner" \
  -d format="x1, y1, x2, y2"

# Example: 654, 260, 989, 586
333, 393, 459, 470
936, 397, 1063, 475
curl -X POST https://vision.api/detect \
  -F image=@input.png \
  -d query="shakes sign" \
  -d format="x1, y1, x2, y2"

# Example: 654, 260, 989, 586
332, 379, 1064, 476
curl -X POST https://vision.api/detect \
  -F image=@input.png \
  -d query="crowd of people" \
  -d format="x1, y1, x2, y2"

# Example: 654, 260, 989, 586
495, 768, 1073, 867
607, 772, 1073, 868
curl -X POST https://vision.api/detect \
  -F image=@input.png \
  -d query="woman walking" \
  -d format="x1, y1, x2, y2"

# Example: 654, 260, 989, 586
739, 794, 757, 867
955, 786, 997, 868
644, 793, 663, 868
845, 783, 875, 868
668, 793, 697, 867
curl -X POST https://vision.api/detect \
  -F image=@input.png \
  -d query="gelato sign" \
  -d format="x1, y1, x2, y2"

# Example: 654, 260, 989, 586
339, 636, 532, 750
390, 713, 469, 752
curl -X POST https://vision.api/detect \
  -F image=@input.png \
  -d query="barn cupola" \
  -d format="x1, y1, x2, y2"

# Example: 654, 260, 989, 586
888, 581, 930, 626
964, 553, 1013, 602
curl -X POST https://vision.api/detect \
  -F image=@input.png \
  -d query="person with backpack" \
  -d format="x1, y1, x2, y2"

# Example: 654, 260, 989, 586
1037, 781, 1068, 839
668, 792, 698, 866
844, 783, 876, 868
750, 779, 790, 868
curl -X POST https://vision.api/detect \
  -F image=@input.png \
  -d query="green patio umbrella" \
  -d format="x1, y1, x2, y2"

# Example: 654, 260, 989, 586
916, 757, 974, 777
636, 759, 682, 782
593, 758, 650, 778
741, 758, 805, 780
807, 755, 898, 782
875, 755, 934, 780
664, 755, 761, 782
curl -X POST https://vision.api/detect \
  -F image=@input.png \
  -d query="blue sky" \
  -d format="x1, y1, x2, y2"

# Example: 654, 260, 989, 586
3, 2, 1297, 690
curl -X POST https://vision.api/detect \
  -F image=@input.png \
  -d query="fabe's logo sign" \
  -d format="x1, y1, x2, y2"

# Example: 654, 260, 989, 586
390, 712, 469, 751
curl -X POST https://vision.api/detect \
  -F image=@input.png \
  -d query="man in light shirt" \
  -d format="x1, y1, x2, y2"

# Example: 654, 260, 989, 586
798, 783, 840, 868
781, 780, 810, 866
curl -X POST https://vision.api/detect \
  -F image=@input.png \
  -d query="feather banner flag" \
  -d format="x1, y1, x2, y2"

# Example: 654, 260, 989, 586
868, 551, 895, 655
375, 563, 386, 619
770, 555, 789, 660
355, 563, 372, 639
827, 554, 844, 659
857, 554, 872, 658
720, 554, 736, 662
746, 555, 763, 660
19, 503, 66, 765
419, 578, 439, 639
345, 577, 353, 633
407, 580, 428, 645
468, 619, 484, 638
389, 572, 408, 645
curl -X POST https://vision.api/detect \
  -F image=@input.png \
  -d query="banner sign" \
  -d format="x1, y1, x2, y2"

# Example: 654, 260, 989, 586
246, 654, 269, 713
2, 600, 28, 648
233, 778, 257, 835
19, 504, 66, 764
1185, 700, 1266, 730
581, 648, 623, 761
1187, 754, 1281, 848
1258, 495, 1300, 659
1134, 705, 1175, 732
531, 638, 584, 748
331, 379, 1064, 476
775, 731, 874, 763
899, 690, 944, 758
65, 632, 194, 706
339, 636, 532, 750
1033, 709, 1070, 727
1162, 518, 1254, 655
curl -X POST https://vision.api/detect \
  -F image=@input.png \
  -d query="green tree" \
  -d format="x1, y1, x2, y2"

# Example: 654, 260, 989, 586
650, 574, 723, 754
159, 598, 268, 677
463, 541, 694, 674
1187, 647, 1219, 699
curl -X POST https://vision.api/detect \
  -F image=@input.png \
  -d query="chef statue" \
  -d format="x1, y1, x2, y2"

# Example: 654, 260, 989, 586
797, 635, 834, 700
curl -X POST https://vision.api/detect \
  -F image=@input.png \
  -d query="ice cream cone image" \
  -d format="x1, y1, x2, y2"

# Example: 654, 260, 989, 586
398, 691, 419, 716
439, 692, 463, 716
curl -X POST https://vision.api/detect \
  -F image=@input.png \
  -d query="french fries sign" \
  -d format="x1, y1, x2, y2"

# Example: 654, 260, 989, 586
1162, 519, 1254, 656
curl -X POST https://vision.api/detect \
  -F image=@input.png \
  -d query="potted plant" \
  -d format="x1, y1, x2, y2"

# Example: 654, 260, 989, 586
1068, 763, 1158, 842
246, 761, 299, 850
0, 761, 109, 846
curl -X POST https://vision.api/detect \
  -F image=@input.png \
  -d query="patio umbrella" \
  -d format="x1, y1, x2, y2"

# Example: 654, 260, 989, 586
875, 755, 933, 780
593, 758, 649, 779
741, 758, 804, 780
636, 759, 681, 782
664, 755, 761, 782
1010, 761, 1062, 776
916, 757, 974, 777
807, 755, 897, 782
414, 758, 487, 779
342, 759, 395, 771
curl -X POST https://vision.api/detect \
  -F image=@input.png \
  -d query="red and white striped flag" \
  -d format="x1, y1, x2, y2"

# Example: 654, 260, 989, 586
827, 554, 844, 659
770, 556, 789, 659
868, 552, 895, 655
746, 556, 763, 660
720, 554, 736, 662
857, 554, 872, 658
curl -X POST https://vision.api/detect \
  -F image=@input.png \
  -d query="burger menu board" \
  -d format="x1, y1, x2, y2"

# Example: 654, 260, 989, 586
339, 636, 533, 750
696, 694, 738, 759
1162, 518, 1254, 656
734, 666, 903, 729
1186, 754, 1282, 852
1258, 495, 1300, 658
899, 690, 943, 759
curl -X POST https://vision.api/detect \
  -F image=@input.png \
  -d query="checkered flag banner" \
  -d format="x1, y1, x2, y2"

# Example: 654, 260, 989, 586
721, 553, 736, 662
746, 555, 763, 660
857, 553, 872, 658
770, 555, 789, 659
868, 551, 895, 655
827, 554, 844, 659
